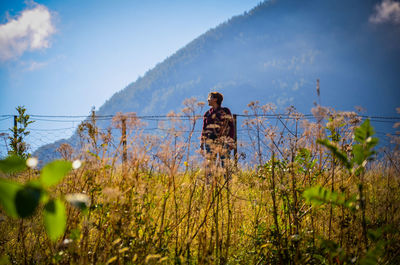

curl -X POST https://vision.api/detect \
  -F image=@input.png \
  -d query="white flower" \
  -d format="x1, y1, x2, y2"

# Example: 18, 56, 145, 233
72, 160, 82, 169
62, 238, 72, 245
65, 193, 90, 210
26, 157, 38, 168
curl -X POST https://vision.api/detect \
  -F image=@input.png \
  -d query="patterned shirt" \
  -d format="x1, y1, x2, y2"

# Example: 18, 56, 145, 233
201, 106, 234, 144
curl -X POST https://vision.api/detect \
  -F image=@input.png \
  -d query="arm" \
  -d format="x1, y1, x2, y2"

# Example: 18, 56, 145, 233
227, 111, 235, 141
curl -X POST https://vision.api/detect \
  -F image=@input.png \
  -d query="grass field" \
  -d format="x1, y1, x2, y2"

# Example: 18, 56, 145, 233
1, 102, 399, 264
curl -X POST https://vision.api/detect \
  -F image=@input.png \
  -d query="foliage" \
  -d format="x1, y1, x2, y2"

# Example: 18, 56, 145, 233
0, 103, 399, 264
0, 157, 87, 242
303, 185, 356, 210
302, 118, 383, 264
0, 155, 26, 174
8, 106, 34, 159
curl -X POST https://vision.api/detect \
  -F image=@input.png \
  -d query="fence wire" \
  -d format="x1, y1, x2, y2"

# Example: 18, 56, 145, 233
0, 112, 399, 160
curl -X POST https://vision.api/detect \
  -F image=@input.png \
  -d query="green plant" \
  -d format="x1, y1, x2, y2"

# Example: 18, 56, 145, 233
8, 106, 34, 159
303, 185, 356, 210
0, 156, 88, 241
316, 119, 378, 173
303, 119, 381, 263
1, 103, 398, 264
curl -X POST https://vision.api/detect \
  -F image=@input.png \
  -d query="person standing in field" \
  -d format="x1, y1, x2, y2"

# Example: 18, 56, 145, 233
201, 92, 235, 181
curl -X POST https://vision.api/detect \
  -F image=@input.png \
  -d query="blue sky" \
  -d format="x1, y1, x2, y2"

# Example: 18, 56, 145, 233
1, 0, 399, 156
0, 0, 261, 117
0, 0, 261, 155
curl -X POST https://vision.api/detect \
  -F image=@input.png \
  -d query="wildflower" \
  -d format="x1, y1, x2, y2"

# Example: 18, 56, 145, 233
72, 160, 82, 169
65, 193, 90, 210
62, 238, 73, 245
311, 105, 329, 121
26, 157, 38, 168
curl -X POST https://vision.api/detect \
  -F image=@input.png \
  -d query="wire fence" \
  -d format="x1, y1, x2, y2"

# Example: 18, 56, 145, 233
0, 111, 399, 160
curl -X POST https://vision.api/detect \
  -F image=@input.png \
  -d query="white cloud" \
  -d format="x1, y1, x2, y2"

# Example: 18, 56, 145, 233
291, 78, 305, 91
370, 0, 400, 24
25, 60, 48, 71
0, 3, 55, 61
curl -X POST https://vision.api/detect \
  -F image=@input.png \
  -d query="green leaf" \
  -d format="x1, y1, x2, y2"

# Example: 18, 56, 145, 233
354, 119, 375, 143
27, 179, 49, 204
352, 144, 365, 165
15, 186, 41, 218
298, 148, 311, 159
0, 178, 24, 218
317, 139, 351, 169
0, 255, 11, 265
295, 148, 311, 163
359, 241, 384, 265
303, 186, 335, 206
40, 160, 72, 187
0, 156, 26, 174
367, 229, 383, 242
352, 119, 379, 166
303, 186, 355, 210
69, 228, 81, 240
44, 199, 66, 241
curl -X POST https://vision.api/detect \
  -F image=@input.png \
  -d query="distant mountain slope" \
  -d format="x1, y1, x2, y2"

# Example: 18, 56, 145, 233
34, 0, 400, 161
97, 0, 399, 117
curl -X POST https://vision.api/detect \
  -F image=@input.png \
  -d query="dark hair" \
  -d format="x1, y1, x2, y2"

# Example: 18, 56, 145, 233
209, 92, 223, 106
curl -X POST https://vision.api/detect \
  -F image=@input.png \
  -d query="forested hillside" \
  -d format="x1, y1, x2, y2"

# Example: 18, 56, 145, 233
97, 0, 399, 116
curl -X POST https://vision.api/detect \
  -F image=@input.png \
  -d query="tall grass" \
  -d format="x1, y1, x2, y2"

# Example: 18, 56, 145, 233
0, 100, 399, 264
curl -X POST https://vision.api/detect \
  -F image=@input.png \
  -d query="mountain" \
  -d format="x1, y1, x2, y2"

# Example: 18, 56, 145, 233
98, 0, 400, 116
34, 0, 400, 161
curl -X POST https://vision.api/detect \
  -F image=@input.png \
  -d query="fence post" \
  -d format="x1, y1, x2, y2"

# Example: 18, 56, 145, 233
233, 114, 238, 167
121, 115, 127, 165
91, 109, 96, 127
12, 115, 17, 154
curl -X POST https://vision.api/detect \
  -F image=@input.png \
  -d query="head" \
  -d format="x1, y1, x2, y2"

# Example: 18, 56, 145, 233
207, 92, 223, 108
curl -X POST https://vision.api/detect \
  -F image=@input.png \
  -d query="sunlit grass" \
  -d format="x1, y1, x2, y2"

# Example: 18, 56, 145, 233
0, 100, 399, 264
